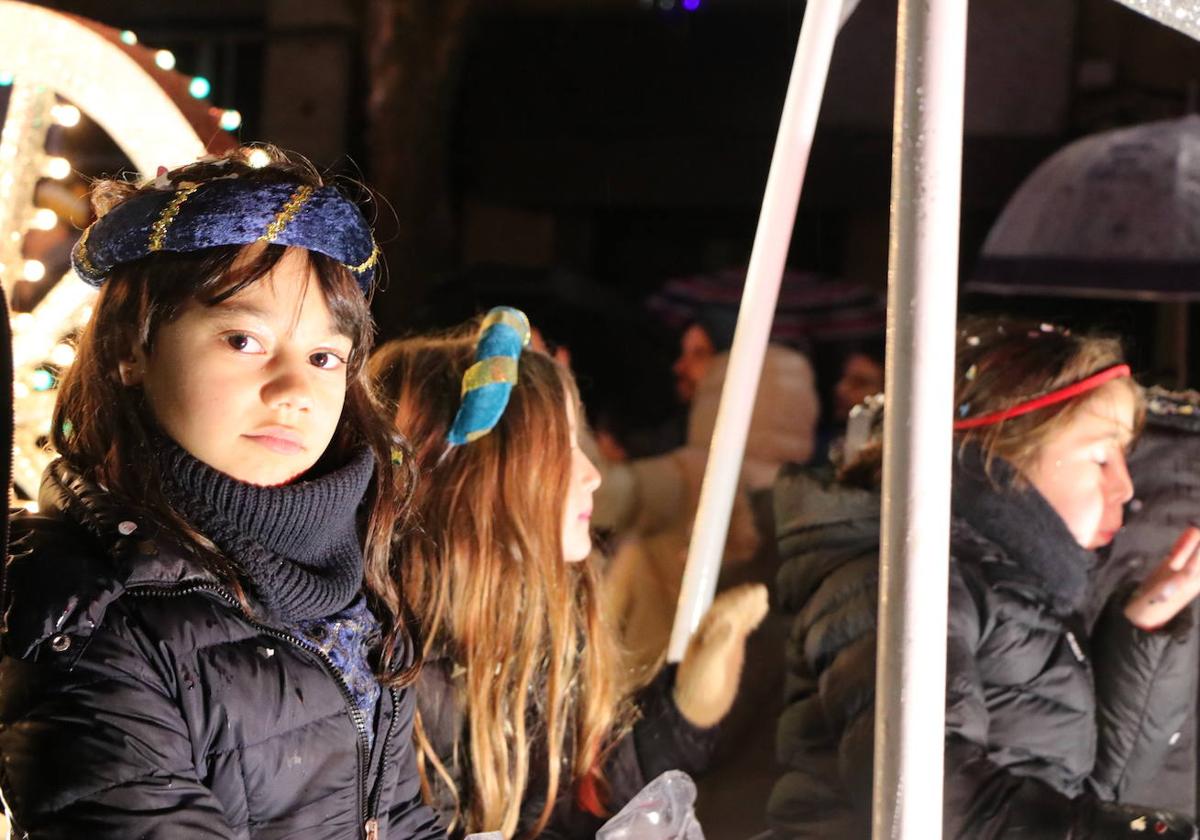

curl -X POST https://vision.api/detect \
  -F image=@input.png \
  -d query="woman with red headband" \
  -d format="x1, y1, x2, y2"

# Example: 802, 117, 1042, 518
766, 318, 1200, 839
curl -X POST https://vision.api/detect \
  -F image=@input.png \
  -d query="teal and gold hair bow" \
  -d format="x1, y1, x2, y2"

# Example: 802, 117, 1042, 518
446, 307, 532, 446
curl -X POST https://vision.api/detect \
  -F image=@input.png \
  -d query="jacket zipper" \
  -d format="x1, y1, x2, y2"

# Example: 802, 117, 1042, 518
129, 582, 381, 838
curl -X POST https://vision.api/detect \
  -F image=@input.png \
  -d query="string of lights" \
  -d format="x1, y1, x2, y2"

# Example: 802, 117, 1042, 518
0, 1, 237, 500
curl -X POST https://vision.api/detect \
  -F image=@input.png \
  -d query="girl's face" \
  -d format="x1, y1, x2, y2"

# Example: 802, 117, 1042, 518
1023, 381, 1136, 550
562, 398, 602, 562
123, 248, 353, 486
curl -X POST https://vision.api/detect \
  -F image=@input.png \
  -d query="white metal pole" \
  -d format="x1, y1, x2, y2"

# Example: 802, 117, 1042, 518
665, 0, 849, 663
872, 0, 968, 837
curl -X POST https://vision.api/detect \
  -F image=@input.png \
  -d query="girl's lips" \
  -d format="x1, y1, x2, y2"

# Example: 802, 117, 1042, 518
245, 433, 304, 455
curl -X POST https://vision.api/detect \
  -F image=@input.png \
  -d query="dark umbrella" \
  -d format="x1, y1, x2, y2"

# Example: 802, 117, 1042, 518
971, 115, 1200, 302
968, 115, 1200, 384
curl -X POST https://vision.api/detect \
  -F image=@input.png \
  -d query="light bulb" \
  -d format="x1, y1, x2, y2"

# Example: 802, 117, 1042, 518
189, 76, 211, 99
43, 156, 71, 179
49, 344, 76, 367
31, 208, 58, 231
30, 369, 54, 392
246, 148, 271, 169
51, 103, 81, 127
22, 260, 45, 282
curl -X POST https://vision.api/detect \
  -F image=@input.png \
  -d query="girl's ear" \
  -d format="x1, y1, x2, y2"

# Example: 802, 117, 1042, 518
117, 336, 147, 386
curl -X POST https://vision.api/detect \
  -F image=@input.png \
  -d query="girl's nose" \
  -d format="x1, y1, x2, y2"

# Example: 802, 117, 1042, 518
582, 453, 602, 492
1108, 450, 1134, 505
263, 357, 314, 413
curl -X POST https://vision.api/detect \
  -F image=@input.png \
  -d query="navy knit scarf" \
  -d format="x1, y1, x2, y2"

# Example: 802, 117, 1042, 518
951, 443, 1094, 615
159, 442, 376, 622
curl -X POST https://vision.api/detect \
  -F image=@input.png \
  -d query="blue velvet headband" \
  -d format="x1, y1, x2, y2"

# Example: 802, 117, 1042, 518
71, 179, 380, 292
446, 307, 532, 447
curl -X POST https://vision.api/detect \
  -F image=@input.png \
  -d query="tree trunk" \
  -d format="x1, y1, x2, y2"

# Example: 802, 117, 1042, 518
364, 0, 476, 337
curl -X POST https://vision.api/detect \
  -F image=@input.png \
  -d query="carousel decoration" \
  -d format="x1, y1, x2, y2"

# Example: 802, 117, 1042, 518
0, 0, 236, 500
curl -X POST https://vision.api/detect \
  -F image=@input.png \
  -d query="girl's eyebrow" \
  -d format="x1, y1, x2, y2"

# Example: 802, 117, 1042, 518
207, 300, 271, 321
208, 299, 350, 343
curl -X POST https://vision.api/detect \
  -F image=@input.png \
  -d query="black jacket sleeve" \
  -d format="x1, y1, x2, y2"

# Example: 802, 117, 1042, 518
627, 664, 720, 789
943, 569, 1197, 840
0, 601, 235, 839
533, 664, 718, 840
1090, 594, 1198, 804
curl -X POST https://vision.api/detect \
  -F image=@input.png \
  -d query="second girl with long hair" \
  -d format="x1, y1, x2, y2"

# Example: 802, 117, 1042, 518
372, 310, 767, 839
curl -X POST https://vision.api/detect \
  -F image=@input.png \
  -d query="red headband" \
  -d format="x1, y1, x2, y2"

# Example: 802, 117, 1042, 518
953, 364, 1131, 431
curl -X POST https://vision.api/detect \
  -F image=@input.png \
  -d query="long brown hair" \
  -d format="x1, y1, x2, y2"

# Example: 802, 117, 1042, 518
53, 147, 419, 683
371, 325, 630, 838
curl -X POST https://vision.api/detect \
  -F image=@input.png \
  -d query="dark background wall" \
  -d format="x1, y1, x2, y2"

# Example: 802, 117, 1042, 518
22, 0, 1200, 389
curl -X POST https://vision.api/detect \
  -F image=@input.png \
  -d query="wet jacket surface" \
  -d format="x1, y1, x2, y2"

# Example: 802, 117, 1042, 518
768, 451, 1197, 839
416, 658, 717, 839
0, 462, 444, 840
1093, 390, 1200, 817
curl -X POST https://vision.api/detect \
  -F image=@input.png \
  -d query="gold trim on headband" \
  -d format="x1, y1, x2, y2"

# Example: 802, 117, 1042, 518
260, 185, 314, 243
73, 225, 99, 277
460, 356, 519, 395
349, 244, 379, 275
480, 308, 531, 346
148, 186, 200, 252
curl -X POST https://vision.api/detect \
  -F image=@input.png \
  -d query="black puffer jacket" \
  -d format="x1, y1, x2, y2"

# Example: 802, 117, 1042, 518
416, 658, 716, 838
767, 452, 1198, 839
1091, 389, 1200, 817
0, 462, 444, 840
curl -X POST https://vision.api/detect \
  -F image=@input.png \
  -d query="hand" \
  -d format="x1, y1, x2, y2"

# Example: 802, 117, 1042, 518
673, 583, 769, 728
1125, 526, 1200, 631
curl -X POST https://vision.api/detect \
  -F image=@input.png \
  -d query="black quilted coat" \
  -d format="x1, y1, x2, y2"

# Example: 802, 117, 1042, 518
0, 461, 445, 840
767, 450, 1198, 839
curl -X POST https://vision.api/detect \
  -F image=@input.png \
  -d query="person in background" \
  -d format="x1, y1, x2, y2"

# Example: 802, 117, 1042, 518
833, 345, 885, 421
599, 342, 819, 677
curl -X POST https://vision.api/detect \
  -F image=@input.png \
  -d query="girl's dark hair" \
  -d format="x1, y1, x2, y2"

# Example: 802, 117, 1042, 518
53, 146, 420, 684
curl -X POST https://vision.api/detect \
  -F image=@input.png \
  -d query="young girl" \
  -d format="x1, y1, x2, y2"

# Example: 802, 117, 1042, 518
370, 312, 768, 839
0, 148, 444, 839
769, 319, 1200, 838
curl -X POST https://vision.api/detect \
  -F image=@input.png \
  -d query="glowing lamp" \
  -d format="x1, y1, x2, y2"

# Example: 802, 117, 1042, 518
51, 103, 80, 127
30, 369, 54, 392
246, 148, 271, 169
31, 207, 58, 230
189, 76, 211, 99
43, 156, 70, 179
21, 259, 45, 282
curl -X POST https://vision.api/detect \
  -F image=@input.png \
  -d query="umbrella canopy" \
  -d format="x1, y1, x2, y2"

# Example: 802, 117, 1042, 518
971, 114, 1200, 301
647, 268, 885, 350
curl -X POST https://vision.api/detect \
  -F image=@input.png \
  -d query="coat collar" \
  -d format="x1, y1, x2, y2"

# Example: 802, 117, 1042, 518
951, 444, 1094, 614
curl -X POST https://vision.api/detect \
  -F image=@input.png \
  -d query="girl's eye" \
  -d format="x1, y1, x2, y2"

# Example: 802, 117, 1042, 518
226, 334, 264, 354
310, 351, 346, 371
